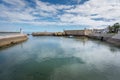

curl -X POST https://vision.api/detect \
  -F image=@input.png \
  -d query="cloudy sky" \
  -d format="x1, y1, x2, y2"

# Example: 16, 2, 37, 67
0, 0, 120, 32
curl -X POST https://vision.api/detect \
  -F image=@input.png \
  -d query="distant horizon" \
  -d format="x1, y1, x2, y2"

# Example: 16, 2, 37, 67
0, 25, 110, 33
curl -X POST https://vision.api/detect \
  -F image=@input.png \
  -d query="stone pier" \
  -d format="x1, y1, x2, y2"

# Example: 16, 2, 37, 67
0, 34, 28, 47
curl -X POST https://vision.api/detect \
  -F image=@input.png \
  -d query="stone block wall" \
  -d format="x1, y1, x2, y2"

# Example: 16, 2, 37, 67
64, 30, 92, 36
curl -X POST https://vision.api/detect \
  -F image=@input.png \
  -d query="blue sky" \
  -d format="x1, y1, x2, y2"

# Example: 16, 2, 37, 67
0, 0, 120, 32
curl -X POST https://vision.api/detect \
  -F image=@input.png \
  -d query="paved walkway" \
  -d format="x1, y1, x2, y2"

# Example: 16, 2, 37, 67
0, 34, 26, 39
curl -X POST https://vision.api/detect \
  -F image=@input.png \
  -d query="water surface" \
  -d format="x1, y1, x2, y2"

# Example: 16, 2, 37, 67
0, 36, 120, 80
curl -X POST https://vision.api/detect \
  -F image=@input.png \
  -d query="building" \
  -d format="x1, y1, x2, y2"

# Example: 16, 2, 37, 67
93, 28, 109, 34
64, 29, 92, 36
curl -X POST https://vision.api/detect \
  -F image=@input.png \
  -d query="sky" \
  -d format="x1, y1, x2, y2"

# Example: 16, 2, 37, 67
0, 0, 120, 32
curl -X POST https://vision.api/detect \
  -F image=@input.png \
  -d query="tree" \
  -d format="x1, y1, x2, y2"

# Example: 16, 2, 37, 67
108, 25, 113, 33
113, 23, 120, 33
108, 23, 120, 33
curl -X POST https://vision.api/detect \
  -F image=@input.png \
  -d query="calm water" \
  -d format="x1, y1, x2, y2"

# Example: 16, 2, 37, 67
0, 36, 120, 80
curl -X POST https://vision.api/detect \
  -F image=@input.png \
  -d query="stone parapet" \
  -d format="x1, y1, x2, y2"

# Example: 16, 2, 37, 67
0, 34, 28, 47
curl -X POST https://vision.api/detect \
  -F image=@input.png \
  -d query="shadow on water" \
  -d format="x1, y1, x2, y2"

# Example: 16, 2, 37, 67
0, 57, 84, 80
0, 40, 28, 52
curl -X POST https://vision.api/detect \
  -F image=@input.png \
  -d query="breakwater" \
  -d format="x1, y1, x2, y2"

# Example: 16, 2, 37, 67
32, 29, 92, 36
32, 32, 66, 36
32, 32, 54, 36
0, 34, 28, 47
32, 30, 120, 46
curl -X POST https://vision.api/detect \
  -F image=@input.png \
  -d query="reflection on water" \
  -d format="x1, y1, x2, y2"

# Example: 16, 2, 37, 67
0, 36, 120, 80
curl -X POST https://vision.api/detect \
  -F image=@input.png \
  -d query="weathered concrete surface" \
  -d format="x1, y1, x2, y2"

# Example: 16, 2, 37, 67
54, 32, 65, 36
107, 33, 120, 46
64, 30, 92, 36
88, 33, 115, 41
88, 32, 120, 46
32, 32, 54, 36
0, 32, 20, 36
84, 30, 93, 36
32, 32, 66, 36
0, 34, 28, 47
64, 30, 84, 36
32, 30, 92, 36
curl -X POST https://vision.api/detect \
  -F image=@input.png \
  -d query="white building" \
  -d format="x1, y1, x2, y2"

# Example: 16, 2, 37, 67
93, 28, 109, 34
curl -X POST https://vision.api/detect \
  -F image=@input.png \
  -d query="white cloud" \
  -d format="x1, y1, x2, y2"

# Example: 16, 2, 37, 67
62, 0, 120, 28
0, 5, 35, 21
36, 0, 57, 13
3, 0, 26, 8
0, 0, 120, 29
35, 0, 73, 16
59, 13, 110, 28
55, 5, 74, 10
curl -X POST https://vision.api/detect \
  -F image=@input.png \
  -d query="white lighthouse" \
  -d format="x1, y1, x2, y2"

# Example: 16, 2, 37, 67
20, 28, 23, 34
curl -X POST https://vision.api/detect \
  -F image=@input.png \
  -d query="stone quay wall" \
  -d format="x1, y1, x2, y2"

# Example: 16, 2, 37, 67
0, 34, 28, 47
64, 30, 92, 36
32, 32, 54, 36
107, 33, 120, 46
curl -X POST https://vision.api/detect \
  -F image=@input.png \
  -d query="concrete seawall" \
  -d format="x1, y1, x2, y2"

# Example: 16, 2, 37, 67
32, 32, 66, 36
107, 38, 120, 46
32, 32, 54, 36
0, 34, 28, 47
64, 30, 92, 36
88, 33, 115, 41
88, 33, 120, 46
107, 33, 120, 46
32, 30, 92, 36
